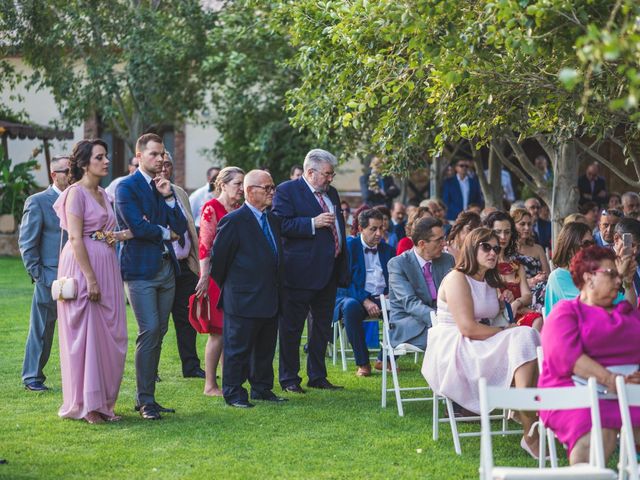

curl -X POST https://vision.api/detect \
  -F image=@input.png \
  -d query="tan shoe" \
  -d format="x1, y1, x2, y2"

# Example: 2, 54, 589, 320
356, 364, 372, 377
374, 360, 399, 372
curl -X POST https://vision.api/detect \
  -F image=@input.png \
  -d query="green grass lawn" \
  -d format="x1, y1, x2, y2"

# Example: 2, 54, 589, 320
0, 256, 564, 479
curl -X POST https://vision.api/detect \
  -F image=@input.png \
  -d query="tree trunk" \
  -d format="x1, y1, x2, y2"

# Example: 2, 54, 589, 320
473, 140, 503, 208
430, 154, 442, 199
550, 140, 580, 241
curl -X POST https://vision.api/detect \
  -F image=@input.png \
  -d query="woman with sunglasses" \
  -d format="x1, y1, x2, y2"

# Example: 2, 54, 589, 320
422, 228, 542, 458
544, 222, 637, 317
539, 245, 640, 464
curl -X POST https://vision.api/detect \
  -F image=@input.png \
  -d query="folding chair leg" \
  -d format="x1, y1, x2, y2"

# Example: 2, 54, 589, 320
338, 322, 347, 372
445, 397, 462, 455
332, 322, 338, 366
389, 351, 404, 417
381, 347, 388, 408
432, 394, 440, 441
547, 429, 558, 468
538, 424, 547, 469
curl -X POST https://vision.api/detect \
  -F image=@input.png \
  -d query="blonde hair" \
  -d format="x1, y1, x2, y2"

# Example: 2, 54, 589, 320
214, 166, 245, 194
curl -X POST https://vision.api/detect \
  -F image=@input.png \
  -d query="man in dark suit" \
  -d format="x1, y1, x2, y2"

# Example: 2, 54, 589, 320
19, 155, 69, 392
388, 217, 455, 349
272, 149, 350, 393
578, 162, 607, 208
441, 159, 484, 221
334, 209, 395, 377
525, 197, 552, 251
116, 133, 187, 420
210, 170, 286, 408
359, 156, 400, 208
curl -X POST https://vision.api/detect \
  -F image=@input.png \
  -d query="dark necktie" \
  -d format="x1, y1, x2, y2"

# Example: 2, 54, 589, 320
261, 213, 278, 258
364, 247, 377, 254
315, 191, 339, 257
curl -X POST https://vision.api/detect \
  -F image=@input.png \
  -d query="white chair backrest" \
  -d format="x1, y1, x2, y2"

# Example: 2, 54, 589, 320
430, 310, 437, 327
478, 377, 606, 478
380, 295, 392, 345
616, 376, 640, 480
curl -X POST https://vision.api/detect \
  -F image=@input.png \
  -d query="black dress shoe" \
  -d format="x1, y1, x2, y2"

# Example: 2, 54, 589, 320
307, 379, 344, 390
251, 391, 289, 402
139, 403, 162, 420
155, 374, 162, 382
25, 381, 49, 392
134, 402, 175, 414
184, 368, 206, 379
226, 400, 255, 408
282, 384, 306, 394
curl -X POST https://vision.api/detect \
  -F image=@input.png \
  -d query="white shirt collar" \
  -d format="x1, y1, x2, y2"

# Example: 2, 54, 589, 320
52, 185, 62, 195
457, 173, 469, 183
139, 168, 154, 187
413, 247, 430, 269
360, 235, 378, 253
302, 174, 324, 196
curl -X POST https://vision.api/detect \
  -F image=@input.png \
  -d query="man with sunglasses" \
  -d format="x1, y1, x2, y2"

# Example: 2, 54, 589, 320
595, 208, 622, 248
441, 159, 483, 221
19, 155, 70, 391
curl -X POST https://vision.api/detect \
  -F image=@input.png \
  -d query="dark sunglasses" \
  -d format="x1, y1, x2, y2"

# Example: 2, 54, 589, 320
54, 168, 70, 174
478, 242, 501, 254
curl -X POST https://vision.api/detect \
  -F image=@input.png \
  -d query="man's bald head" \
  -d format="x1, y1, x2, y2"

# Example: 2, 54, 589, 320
244, 169, 275, 211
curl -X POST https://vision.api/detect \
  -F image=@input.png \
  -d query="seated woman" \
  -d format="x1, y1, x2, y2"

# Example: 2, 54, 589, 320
422, 227, 542, 457
395, 206, 431, 255
511, 208, 550, 313
445, 210, 481, 261
545, 222, 637, 317
539, 246, 640, 464
485, 211, 542, 329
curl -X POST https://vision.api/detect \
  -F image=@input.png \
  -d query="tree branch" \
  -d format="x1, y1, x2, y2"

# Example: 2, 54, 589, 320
504, 131, 546, 186
575, 138, 640, 188
492, 144, 542, 196
605, 133, 640, 181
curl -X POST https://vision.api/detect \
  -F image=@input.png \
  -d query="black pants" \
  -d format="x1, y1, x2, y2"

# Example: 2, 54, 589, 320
222, 312, 278, 403
279, 274, 338, 388
171, 261, 201, 376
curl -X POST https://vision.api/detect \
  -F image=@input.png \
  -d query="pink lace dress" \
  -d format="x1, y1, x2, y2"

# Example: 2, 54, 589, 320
422, 275, 540, 413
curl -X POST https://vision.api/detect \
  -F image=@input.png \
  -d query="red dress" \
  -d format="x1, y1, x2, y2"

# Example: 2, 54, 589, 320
396, 236, 414, 255
198, 198, 230, 335
498, 260, 542, 327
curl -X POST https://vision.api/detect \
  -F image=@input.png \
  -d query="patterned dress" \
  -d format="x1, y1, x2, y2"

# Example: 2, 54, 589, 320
516, 253, 546, 312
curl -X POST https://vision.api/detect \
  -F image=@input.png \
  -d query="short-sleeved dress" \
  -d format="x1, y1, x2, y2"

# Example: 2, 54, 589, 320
198, 198, 231, 334
422, 274, 541, 414
539, 298, 640, 454
53, 184, 127, 420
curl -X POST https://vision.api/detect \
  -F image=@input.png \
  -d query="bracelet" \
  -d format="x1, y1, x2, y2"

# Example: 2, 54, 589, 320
163, 193, 174, 199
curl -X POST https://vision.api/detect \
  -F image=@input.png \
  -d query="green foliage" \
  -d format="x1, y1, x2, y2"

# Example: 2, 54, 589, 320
4, 0, 218, 150
0, 147, 40, 221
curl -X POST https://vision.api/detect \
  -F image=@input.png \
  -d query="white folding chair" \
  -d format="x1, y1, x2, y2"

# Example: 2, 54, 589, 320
332, 317, 380, 371
616, 376, 640, 480
379, 295, 432, 416
478, 377, 617, 480
536, 346, 560, 468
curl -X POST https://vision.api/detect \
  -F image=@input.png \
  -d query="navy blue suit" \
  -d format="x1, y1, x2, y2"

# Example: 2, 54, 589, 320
272, 177, 349, 388
210, 204, 284, 403
334, 236, 395, 366
534, 219, 552, 251
441, 175, 483, 221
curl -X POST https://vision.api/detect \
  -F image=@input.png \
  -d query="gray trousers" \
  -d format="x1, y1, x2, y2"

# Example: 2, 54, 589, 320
126, 259, 175, 405
22, 281, 57, 385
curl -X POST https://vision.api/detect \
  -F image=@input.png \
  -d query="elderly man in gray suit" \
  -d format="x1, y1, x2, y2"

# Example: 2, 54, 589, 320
388, 217, 454, 350
19, 155, 70, 391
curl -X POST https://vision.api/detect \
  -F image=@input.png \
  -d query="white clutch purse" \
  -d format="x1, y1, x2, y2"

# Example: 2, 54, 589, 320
51, 277, 77, 301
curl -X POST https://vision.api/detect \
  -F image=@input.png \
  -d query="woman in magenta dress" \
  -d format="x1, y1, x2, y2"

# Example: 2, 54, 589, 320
53, 139, 131, 424
539, 246, 640, 464
194, 166, 245, 397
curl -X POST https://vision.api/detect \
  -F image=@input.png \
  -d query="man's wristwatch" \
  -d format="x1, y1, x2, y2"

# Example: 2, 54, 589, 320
163, 192, 174, 199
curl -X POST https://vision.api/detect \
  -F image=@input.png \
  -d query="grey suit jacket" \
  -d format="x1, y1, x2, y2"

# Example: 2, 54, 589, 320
173, 184, 200, 276
18, 187, 64, 286
387, 249, 455, 348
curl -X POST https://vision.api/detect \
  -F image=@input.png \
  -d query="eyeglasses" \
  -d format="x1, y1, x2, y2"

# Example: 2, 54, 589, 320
580, 239, 595, 248
592, 268, 620, 279
426, 235, 446, 244
456, 164, 469, 169
250, 184, 276, 193
53, 168, 70, 174
478, 242, 501, 254
312, 168, 336, 179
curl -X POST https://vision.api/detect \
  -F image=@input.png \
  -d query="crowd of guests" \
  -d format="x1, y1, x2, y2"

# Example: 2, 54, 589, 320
17, 143, 640, 463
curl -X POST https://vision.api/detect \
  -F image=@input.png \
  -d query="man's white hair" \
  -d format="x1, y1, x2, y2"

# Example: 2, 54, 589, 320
49, 155, 69, 173
303, 149, 337, 172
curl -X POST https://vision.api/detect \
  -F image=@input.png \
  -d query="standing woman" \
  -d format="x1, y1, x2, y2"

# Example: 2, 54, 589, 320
194, 166, 245, 397
511, 208, 550, 313
53, 139, 131, 424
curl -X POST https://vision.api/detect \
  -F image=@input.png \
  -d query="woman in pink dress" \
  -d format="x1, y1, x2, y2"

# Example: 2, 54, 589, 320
539, 246, 640, 464
422, 227, 542, 457
53, 139, 131, 424
194, 166, 245, 397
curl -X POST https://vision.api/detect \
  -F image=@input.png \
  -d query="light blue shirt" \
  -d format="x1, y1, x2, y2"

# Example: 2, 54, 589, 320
245, 201, 276, 249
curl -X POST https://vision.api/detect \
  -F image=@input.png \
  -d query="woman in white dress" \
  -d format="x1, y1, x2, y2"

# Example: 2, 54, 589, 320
422, 227, 542, 458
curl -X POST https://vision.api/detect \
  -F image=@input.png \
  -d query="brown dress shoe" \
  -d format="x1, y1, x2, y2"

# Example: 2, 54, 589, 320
356, 364, 372, 377
374, 360, 399, 372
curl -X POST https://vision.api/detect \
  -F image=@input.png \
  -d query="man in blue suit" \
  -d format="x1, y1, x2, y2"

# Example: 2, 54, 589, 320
272, 149, 350, 393
210, 170, 286, 408
525, 197, 552, 250
115, 133, 187, 420
19, 155, 69, 391
334, 209, 395, 377
441, 159, 483, 221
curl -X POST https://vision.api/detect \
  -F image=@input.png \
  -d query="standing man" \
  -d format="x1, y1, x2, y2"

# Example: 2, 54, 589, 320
441, 158, 484, 221
388, 201, 407, 248
272, 149, 349, 393
19, 155, 70, 391
524, 197, 552, 251
578, 162, 607, 207
160, 153, 204, 378
210, 170, 286, 407
189, 165, 221, 233
116, 133, 187, 420
290, 164, 303, 180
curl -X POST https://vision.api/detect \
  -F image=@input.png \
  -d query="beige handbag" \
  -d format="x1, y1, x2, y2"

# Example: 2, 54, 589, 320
51, 229, 77, 301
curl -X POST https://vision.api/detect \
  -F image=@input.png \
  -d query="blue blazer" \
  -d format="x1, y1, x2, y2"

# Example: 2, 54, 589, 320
115, 170, 187, 281
441, 175, 483, 220
334, 236, 395, 318
534, 219, 552, 250
210, 204, 283, 319
272, 178, 350, 290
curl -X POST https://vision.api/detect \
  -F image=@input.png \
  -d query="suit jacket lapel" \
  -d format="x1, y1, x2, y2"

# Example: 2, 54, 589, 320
431, 256, 447, 288
297, 178, 323, 215
133, 171, 158, 208
406, 252, 431, 301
